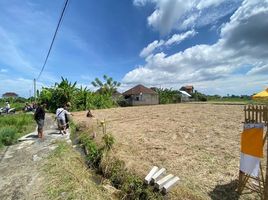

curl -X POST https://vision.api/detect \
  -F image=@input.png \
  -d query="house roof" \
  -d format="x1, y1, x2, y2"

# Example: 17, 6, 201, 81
123, 84, 157, 95
2, 92, 18, 98
181, 85, 193, 89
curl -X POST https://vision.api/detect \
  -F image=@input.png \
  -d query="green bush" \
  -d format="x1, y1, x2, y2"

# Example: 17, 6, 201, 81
102, 133, 115, 150
75, 129, 162, 200
154, 88, 181, 104
0, 127, 17, 146
0, 114, 35, 147
79, 133, 103, 168
37, 77, 118, 112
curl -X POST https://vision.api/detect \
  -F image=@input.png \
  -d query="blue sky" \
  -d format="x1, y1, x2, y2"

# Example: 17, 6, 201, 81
0, 0, 268, 97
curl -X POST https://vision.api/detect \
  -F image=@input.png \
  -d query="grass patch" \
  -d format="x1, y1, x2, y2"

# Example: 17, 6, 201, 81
0, 114, 35, 147
43, 142, 115, 200
77, 130, 163, 200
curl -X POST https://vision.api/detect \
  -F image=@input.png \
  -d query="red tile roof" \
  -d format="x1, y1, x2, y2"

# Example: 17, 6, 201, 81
2, 92, 18, 98
184, 85, 193, 89
123, 84, 157, 95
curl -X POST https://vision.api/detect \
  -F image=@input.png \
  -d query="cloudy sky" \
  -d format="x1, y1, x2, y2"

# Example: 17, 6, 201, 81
0, 0, 267, 97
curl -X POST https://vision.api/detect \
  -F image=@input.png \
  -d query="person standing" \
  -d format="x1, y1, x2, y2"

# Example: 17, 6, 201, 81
5, 102, 10, 113
34, 102, 46, 139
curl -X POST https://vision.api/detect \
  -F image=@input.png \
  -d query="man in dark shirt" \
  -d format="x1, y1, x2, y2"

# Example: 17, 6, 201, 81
34, 102, 46, 139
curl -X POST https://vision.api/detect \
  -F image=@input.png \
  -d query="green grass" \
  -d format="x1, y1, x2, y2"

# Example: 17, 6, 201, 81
43, 142, 115, 200
0, 114, 35, 147
77, 131, 163, 200
206, 99, 252, 105
0, 102, 25, 111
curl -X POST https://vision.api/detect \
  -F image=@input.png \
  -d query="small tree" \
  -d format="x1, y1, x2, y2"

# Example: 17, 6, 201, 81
91, 75, 121, 96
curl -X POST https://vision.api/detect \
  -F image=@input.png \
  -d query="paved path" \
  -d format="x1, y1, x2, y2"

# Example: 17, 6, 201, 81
0, 114, 71, 200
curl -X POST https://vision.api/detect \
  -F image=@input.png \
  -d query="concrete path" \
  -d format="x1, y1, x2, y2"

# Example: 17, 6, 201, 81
0, 114, 71, 200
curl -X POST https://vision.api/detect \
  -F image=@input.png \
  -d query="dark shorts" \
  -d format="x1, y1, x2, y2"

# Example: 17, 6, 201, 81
36, 119, 44, 131
57, 118, 66, 130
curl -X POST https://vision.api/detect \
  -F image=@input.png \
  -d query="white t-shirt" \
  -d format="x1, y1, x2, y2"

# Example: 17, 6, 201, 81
6, 103, 10, 109
56, 108, 70, 120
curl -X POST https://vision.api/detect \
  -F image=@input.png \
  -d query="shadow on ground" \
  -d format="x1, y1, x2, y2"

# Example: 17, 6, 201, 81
208, 180, 239, 200
25, 135, 38, 138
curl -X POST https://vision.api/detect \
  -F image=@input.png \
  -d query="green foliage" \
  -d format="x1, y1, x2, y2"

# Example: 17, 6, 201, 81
74, 126, 162, 200
0, 114, 35, 147
191, 92, 207, 101
85, 93, 116, 110
102, 133, 115, 150
79, 133, 103, 168
91, 75, 121, 96
0, 127, 17, 146
207, 94, 252, 103
38, 77, 77, 111
0, 97, 26, 111
38, 77, 118, 112
154, 88, 181, 104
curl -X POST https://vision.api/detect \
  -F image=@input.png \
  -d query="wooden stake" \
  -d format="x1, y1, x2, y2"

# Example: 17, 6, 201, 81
264, 126, 268, 200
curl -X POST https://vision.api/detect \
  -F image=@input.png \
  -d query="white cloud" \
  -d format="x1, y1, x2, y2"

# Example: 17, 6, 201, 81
197, 0, 226, 9
140, 30, 197, 57
125, 0, 268, 95
133, 0, 156, 6
0, 68, 8, 73
139, 40, 164, 57
134, 0, 242, 35
165, 30, 197, 46
247, 64, 268, 75
147, 0, 195, 35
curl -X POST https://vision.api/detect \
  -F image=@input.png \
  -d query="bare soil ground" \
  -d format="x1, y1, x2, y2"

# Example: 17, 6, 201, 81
73, 103, 266, 200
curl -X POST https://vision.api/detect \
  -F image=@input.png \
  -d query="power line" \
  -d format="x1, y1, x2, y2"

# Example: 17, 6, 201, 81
36, 0, 69, 80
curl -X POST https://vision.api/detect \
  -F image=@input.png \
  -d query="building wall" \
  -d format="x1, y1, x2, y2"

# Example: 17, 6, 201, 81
181, 94, 190, 102
126, 93, 159, 106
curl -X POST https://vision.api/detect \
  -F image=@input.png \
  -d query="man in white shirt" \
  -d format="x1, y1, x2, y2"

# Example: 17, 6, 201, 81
5, 102, 10, 113
56, 104, 71, 134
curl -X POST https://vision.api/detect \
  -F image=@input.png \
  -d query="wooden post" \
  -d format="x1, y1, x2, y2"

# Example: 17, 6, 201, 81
264, 125, 268, 200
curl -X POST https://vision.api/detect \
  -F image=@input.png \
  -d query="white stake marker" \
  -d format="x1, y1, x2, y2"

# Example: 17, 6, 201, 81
162, 176, 180, 193
144, 166, 159, 184
152, 168, 166, 183
155, 174, 174, 189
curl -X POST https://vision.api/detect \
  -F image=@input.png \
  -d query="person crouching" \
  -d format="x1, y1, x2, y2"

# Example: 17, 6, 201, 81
56, 104, 71, 135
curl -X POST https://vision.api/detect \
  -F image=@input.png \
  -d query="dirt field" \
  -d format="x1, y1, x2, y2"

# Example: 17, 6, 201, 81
73, 103, 266, 200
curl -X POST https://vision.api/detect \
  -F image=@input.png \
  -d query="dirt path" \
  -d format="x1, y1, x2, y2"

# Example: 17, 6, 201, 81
0, 114, 70, 200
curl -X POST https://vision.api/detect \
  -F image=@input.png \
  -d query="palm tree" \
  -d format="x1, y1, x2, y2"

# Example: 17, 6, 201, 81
91, 75, 121, 96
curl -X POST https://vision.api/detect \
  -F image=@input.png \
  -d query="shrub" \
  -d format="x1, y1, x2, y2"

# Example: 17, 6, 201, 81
0, 114, 35, 147
75, 128, 163, 200
102, 133, 115, 150
0, 127, 18, 146
79, 133, 103, 168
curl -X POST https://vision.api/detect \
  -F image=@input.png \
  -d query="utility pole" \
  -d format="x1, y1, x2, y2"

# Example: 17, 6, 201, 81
29, 90, 32, 101
34, 78, 36, 102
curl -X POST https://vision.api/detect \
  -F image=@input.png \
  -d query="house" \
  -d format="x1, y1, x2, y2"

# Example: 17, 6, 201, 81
179, 90, 191, 102
112, 90, 122, 100
122, 84, 159, 106
180, 85, 194, 94
2, 92, 18, 98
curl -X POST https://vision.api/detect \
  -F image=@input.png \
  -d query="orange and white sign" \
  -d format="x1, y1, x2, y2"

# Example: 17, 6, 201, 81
240, 123, 264, 177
